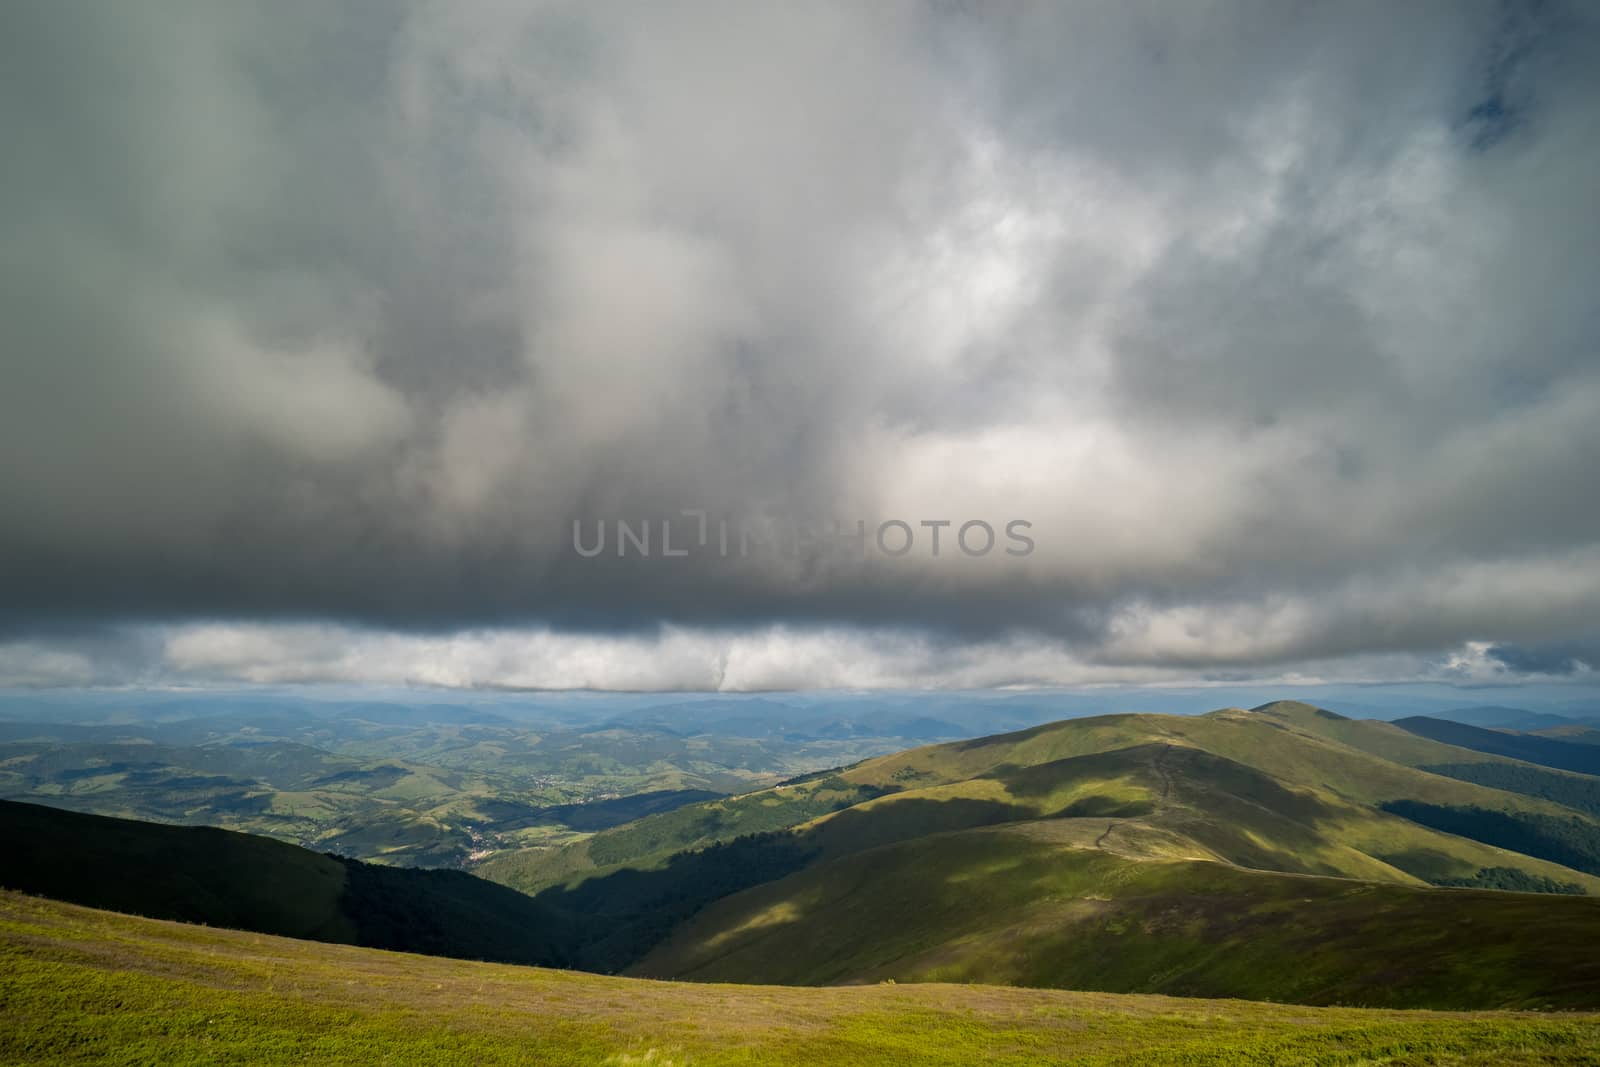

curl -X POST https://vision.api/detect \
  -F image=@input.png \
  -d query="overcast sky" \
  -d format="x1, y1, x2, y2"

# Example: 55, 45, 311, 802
2, 1, 1599, 691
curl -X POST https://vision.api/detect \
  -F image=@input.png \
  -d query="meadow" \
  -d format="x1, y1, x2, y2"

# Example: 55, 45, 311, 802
5, 890, 1599, 1067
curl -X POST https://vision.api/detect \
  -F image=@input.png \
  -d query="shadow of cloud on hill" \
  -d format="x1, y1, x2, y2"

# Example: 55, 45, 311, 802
531, 829, 820, 972
962, 741, 1383, 881
1154, 746, 1338, 824
804, 797, 1031, 855
975, 741, 1338, 824
534, 789, 726, 832
530, 795, 1042, 974
1055, 795, 1156, 818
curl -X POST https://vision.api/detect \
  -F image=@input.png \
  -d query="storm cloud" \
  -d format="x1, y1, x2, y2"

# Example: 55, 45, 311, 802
2, 1, 1598, 687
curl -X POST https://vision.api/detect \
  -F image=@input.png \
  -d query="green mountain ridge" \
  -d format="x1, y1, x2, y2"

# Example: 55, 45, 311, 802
0, 799, 560, 966
635, 821, 1600, 1009
11, 700, 1600, 1012
1394, 715, 1600, 776
484, 701, 1600, 898
480, 701, 1600, 1006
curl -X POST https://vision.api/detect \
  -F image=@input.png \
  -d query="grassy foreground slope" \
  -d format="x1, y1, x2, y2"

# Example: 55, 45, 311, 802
5, 892, 1600, 1067
0, 799, 560, 966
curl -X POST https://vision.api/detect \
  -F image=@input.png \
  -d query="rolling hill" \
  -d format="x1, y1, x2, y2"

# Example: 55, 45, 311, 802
485, 702, 1600, 896
0, 799, 561, 966
1394, 715, 1600, 776
13, 700, 1600, 1013
477, 701, 1600, 1005
1432, 706, 1586, 731
6, 890, 1599, 1067
636, 820, 1600, 1008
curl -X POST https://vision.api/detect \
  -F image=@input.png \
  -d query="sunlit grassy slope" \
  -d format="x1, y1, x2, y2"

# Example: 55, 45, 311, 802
635, 821, 1600, 1009
16, 702, 1600, 1017
6, 891, 1600, 1067
484, 702, 1600, 899
471, 702, 1600, 993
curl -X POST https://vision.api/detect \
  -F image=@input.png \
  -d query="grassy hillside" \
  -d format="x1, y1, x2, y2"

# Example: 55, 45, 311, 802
0, 799, 561, 966
1536, 724, 1600, 746
6, 891, 1600, 1067
484, 703, 1600, 901
492, 702, 1600, 887
474, 771, 896, 893
468, 703, 1600, 993
785, 740, 1600, 889
18, 701, 1600, 1014
1394, 716, 1600, 776
636, 821, 1600, 1009
876, 703, 1599, 822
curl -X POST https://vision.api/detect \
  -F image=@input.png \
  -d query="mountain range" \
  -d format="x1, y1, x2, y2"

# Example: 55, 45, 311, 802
10, 699, 1600, 1013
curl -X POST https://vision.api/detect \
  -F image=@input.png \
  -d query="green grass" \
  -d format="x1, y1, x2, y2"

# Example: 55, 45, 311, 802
0, 800, 562, 967
478, 777, 894, 894
634, 822, 1600, 1010
496, 701, 1600, 898
1392, 718, 1600, 777
16, 702, 1600, 1019
1416, 762, 1600, 819
6, 891, 1600, 1066
461, 706, 1600, 993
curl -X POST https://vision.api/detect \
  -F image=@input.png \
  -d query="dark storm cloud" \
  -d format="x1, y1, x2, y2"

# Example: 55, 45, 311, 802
1487, 638, 1600, 677
2, 1, 1599, 687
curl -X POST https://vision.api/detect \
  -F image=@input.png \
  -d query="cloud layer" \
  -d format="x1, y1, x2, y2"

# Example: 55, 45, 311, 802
4, 620, 1587, 693
2, 1, 1599, 687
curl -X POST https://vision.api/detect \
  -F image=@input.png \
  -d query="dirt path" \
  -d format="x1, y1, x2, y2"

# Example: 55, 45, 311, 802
1094, 744, 1175, 852
1153, 742, 1173, 799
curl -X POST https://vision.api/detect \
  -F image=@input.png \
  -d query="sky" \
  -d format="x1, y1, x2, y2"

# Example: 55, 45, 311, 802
2, 1, 1599, 693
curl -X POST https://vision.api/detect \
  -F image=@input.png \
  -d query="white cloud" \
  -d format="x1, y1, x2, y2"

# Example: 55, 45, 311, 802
0, 613, 1580, 693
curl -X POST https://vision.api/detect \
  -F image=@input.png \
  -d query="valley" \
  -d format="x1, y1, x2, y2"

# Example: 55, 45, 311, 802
0, 695, 952, 867
9, 696, 1600, 1062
